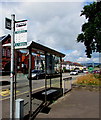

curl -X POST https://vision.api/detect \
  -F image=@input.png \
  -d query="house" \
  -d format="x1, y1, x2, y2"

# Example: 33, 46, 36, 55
0, 34, 11, 72
62, 61, 84, 72
0, 34, 44, 74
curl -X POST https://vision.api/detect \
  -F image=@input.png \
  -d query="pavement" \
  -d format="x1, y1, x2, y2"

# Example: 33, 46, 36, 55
35, 88, 100, 119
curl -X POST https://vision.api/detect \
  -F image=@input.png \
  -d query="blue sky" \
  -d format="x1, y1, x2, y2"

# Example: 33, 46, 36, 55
0, 0, 99, 63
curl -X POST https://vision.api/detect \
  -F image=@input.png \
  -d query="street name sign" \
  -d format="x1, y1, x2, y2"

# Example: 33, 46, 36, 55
15, 20, 27, 48
5, 18, 11, 30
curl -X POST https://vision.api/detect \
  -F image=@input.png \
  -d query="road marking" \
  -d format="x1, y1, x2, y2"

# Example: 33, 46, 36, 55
0, 76, 75, 101
0, 89, 19, 97
0, 89, 10, 97
16, 86, 45, 96
0, 82, 58, 101
0, 86, 45, 101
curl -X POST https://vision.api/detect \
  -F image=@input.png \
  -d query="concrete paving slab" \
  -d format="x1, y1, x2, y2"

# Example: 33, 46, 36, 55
36, 88, 100, 119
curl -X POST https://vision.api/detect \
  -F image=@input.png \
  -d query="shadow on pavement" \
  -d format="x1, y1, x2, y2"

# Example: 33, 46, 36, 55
0, 81, 10, 86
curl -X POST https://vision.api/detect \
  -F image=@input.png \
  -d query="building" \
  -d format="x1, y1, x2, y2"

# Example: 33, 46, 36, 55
62, 61, 84, 72
0, 34, 44, 74
0, 34, 11, 72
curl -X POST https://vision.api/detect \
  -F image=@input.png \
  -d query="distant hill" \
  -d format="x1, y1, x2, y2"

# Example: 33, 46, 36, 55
81, 63, 101, 67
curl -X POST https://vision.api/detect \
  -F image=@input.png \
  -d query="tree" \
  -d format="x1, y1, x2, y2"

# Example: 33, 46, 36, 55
77, 2, 101, 58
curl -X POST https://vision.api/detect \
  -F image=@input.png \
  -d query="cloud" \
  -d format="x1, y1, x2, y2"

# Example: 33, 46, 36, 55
65, 49, 99, 63
1, 1, 99, 63
1, 2, 85, 48
1, 0, 96, 2
77, 57, 90, 62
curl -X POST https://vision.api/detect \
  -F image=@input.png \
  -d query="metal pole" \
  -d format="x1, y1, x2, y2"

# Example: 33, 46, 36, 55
10, 14, 15, 119
28, 47, 32, 118
45, 52, 47, 103
60, 57, 62, 88
14, 50, 17, 100
50, 75, 51, 88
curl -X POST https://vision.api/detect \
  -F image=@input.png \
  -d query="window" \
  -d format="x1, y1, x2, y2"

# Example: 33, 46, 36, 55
7, 49, 10, 57
2, 48, 6, 56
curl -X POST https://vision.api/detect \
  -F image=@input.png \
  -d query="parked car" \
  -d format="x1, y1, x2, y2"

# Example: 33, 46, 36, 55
0, 70, 10, 76
83, 70, 88, 74
74, 68, 83, 73
92, 70, 101, 74
74, 69, 79, 73
31, 70, 45, 79
70, 70, 78, 75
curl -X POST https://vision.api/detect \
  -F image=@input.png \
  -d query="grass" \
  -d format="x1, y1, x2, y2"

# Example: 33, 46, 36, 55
75, 73, 101, 86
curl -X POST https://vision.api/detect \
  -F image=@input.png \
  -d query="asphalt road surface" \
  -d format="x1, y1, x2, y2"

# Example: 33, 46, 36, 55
0, 72, 84, 119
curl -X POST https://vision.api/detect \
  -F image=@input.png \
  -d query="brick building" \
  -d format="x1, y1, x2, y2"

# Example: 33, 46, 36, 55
0, 34, 43, 74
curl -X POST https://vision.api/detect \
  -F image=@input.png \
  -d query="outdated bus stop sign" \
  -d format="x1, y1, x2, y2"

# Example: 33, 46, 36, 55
15, 20, 27, 48
5, 18, 11, 30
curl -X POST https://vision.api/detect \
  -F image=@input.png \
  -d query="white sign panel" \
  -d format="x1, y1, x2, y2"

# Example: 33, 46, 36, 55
15, 20, 27, 48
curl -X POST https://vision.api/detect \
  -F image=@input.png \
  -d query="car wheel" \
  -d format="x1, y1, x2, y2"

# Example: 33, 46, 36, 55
36, 76, 39, 80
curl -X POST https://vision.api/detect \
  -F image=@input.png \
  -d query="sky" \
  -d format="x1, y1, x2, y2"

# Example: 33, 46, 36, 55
0, 0, 99, 63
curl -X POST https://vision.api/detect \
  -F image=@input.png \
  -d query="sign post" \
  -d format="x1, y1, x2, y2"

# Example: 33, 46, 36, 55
5, 15, 27, 119
10, 14, 15, 119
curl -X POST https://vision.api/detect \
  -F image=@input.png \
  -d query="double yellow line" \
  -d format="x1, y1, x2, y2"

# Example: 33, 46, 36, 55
0, 81, 59, 101
0, 86, 45, 101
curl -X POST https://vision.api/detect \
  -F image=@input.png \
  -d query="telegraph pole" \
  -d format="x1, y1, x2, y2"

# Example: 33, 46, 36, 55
10, 14, 15, 119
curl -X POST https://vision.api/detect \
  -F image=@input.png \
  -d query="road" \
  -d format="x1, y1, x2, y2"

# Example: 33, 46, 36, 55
0, 72, 84, 119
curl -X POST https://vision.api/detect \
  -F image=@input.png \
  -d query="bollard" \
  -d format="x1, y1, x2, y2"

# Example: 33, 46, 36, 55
15, 99, 24, 120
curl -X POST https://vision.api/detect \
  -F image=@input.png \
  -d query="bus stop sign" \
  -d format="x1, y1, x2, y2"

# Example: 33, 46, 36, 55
5, 18, 11, 30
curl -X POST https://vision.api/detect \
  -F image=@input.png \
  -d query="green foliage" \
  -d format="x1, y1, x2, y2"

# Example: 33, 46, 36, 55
63, 67, 66, 72
93, 73, 101, 79
77, 2, 101, 58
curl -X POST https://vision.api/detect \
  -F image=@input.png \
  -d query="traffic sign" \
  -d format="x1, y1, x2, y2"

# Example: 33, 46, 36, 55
5, 18, 11, 30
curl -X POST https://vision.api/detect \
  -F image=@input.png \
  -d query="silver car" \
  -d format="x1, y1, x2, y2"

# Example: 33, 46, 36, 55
70, 70, 78, 75
32, 70, 45, 79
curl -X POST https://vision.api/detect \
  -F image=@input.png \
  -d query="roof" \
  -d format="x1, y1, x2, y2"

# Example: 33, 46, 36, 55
0, 35, 6, 41
3, 40, 65, 57
73, 62, 82, 66
0, 34, 11, 42
27, 41, 65, 57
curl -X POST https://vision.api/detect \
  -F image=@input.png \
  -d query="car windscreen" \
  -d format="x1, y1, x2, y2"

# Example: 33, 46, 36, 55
32, 70, 39, 73
72, 71, 76, 72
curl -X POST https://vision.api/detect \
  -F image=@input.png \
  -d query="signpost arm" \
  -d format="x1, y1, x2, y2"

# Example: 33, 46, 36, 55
10, 14, 15, 119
